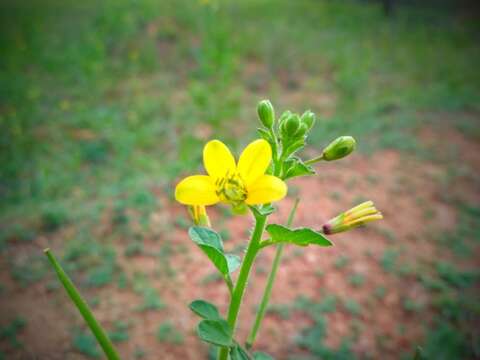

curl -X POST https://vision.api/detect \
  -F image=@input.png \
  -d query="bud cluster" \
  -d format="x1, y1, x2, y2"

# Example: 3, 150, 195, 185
256, 100, 317, 146
278, 110, 315, 143
255, 99, 360, 181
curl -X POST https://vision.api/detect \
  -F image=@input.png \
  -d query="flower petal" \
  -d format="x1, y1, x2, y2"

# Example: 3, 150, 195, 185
203, 140, 236, 180
237, 139, 272, 186
175, 175, 219, 205
245, 175, 287, 205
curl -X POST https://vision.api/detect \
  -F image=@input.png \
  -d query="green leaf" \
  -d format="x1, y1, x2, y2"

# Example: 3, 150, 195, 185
250, 204, 275, 219
253, 352, 274, 360
283, 138, 305, 158
189, 227, 224, 252
284, 157, 315, 180
257, 128, 276, 159
259, 204, 276, 216
257, 128, 273, 143
230, 345, 251, 360
44, 249, 121, 360
189, 300, 220, 320
266, 224, 333, 247
197, 319, 233, 347
225, 254, 241, 273
189, 227, 239, 276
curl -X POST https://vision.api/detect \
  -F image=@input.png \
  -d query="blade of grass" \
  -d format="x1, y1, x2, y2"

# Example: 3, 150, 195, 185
44, 248, 120, 360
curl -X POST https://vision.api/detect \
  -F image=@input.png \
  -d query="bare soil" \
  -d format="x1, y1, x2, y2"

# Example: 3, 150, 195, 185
1, 125, 479, 359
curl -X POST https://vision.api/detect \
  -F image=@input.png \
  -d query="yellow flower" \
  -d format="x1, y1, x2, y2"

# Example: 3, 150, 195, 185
175, 139, 287, 209
322, 201, 382, 234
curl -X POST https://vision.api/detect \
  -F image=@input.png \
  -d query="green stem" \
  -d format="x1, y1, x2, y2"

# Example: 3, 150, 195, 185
258, 238, 273, 249
44, 248, 120, 360
304, 154, 325, 165
246, 198, 299, 349
269, 128, 280, 174
218, 212, 267, 360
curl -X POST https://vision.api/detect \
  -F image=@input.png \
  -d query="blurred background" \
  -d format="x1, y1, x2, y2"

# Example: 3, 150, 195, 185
1, 0, 479, 359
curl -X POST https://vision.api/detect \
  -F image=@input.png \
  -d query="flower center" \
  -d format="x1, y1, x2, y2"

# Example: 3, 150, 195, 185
215, 172, 247, 206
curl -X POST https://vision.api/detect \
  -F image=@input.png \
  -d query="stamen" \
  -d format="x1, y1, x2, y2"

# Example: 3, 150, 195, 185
216, 172, 247, 206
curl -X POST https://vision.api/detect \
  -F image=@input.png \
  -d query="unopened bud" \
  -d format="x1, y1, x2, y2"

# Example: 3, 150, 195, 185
301, 110, 315, 130
284, 114, 300, 136
322, 136, 356, 161
295, 123, 308, 137
278, 111, 292, 127
279, 112, 291, 138
322, 201, 382, 234
257, 99, 275, 129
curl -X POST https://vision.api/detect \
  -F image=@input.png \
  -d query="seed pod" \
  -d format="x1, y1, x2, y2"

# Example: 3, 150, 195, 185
257, 99, 275, 129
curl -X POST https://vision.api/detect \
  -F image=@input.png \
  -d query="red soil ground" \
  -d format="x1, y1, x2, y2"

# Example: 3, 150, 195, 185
1, 125, 479, 359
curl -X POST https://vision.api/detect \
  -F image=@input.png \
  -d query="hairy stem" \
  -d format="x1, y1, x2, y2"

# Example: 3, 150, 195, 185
246, 198, 299, 349
218, 212, 267, 360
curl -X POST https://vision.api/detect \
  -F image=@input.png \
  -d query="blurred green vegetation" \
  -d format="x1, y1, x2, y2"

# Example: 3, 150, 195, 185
1, 0, 479, 223
1, 0, 479, 358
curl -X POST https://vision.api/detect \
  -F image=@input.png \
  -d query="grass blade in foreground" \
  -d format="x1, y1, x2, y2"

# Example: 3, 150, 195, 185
44, 248, 120, 360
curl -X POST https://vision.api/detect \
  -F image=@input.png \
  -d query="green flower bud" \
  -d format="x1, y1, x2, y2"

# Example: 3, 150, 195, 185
295, 123, 308, 138
257, 99, 275, 129
284, 114, 300, 136
301, 110, 315, 130
279, 112, 292, 138
322, 136, 356, 161
278, 110, 292, 127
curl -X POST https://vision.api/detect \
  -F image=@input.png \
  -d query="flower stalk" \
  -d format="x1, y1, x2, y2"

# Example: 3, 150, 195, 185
246, 198, 300, 349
